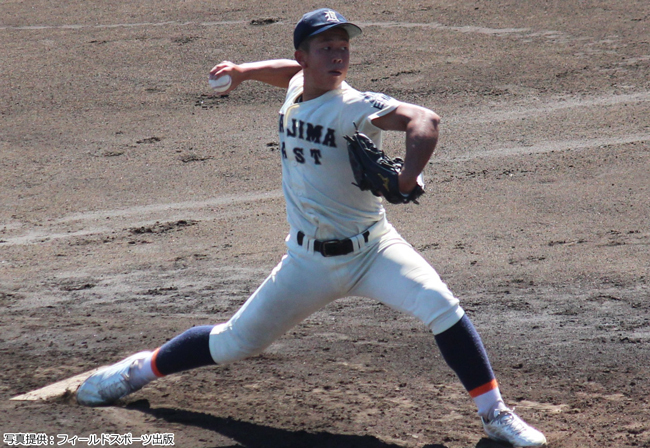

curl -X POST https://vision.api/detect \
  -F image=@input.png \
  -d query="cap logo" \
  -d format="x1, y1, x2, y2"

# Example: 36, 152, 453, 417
324, 10, 340, 23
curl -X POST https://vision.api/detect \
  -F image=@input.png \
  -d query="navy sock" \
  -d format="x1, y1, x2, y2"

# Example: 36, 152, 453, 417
153, 325, 216, 376
434, 314, 496, 394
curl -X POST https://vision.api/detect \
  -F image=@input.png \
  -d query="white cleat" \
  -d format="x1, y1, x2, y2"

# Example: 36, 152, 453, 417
482, 408, 547, 447
77, 351, 151, 406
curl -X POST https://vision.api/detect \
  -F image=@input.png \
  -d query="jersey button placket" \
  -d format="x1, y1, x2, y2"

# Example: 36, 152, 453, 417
289, 148, 306, 197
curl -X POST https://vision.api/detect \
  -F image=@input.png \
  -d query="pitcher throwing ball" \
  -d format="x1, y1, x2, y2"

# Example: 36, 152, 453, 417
77, 8, 547, 447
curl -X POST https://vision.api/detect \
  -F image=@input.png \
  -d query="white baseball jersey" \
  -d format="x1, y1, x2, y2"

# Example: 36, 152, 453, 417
208, 72, 464, 365
278, 72, 401, 240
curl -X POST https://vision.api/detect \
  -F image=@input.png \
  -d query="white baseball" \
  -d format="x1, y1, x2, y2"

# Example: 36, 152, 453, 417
209, 74, 232, 93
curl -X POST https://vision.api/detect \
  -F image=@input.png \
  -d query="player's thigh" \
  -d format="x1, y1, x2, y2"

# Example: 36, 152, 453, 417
209, 251, 338, 363
352, 235, 464, 334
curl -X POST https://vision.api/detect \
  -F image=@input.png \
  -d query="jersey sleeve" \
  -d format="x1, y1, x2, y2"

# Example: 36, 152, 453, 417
353, 91, 402, 137
364, 92, 401, 120
285, 71, 304, 102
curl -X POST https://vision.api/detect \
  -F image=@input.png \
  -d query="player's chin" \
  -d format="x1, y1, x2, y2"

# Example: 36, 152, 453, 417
325, 72, 345, 87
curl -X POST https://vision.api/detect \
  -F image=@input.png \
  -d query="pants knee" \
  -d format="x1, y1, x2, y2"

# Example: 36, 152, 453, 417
414, 288, 465, 335
428, 302, 465, 335
208, 322, 272, 364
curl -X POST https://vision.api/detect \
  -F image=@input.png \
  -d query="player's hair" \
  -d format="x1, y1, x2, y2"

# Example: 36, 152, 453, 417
297, 36, 312, 53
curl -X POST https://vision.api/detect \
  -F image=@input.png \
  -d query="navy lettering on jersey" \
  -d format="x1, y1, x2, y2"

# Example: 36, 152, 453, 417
281, 142, 287, 159
293, 147, 305, 163
322, 128, 336, 148
306, 123, 323, 144
279, 118, 336, 148
287, 119, 297, 137
298, 120, 305, 140
310, 149, 322, 165
363, 92, 393, 110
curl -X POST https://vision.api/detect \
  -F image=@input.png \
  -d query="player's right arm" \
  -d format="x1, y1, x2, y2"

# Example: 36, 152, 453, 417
209, 59, 302, 94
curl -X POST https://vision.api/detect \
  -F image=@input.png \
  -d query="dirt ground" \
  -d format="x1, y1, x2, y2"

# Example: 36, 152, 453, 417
1, 1, 649, 447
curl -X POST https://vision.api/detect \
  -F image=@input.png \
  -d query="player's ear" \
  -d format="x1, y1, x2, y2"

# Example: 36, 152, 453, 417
295, 50, 308, 68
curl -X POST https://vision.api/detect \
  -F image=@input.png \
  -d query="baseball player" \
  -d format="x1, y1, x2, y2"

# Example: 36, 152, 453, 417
77, 8, 547, 447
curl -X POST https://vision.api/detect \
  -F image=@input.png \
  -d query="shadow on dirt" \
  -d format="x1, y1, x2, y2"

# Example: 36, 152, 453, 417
127, 400, 504, 448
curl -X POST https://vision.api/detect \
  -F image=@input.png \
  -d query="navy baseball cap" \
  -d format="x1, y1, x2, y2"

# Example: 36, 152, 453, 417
293, 8, 362, 50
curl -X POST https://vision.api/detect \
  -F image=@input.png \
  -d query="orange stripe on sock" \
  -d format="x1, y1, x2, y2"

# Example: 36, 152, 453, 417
469, 379, 498, 398
150, 348, 164, 378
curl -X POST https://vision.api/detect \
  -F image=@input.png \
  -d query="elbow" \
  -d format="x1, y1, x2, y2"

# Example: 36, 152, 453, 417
409, 106, 439, 130
425, 110, 440, 143
424, 108, 440, 129
413, 107, 439, 138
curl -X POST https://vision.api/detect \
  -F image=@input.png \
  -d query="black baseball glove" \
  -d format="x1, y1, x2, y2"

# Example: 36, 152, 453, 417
344, 129, 424, 204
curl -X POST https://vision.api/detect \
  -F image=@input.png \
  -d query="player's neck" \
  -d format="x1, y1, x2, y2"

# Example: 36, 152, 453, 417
301, 79, 343, 102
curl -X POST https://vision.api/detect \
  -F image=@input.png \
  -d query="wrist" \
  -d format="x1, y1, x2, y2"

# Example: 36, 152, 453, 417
398, 172, 425, 196
235, 63, 253, 82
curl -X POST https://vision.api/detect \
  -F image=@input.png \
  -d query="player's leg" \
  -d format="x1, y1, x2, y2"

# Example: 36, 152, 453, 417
207, 247, 343, 364
75, 324, 215, 407
77, 247, 340, 406
351, 229, 546, 446
350, 232, 499, 410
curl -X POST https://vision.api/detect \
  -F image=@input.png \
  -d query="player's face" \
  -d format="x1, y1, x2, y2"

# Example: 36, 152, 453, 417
301, 28, 350, 91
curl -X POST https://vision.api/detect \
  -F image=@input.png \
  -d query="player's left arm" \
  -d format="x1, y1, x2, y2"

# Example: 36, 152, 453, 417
371, 103, 440, 195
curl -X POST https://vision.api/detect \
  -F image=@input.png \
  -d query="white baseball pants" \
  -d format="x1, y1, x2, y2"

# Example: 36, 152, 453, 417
209, 217, 465, 364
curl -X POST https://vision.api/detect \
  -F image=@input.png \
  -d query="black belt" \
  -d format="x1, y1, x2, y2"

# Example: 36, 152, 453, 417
297, 231, 370, 257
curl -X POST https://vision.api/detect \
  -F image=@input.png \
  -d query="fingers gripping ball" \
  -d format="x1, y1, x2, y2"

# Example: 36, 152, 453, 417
208, 74, 232, 93
345, 129, 424, 204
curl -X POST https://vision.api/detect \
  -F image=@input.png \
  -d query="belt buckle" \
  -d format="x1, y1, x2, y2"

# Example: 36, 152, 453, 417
319, 240, 340, 257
